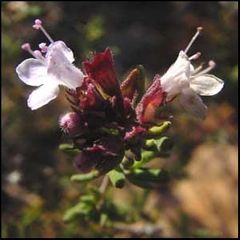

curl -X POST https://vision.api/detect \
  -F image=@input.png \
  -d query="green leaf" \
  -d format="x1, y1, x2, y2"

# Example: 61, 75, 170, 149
80, 188, 101, 204
63, 202, 91, 222
107, 169, 125, 188
80, 195, 97, 204
132, 150, 157, 169
59, 144, 80, 157
71, 170, 100, 182
121, 156, 134, 169
99, 127, 120, 136
126, 168, 169, 189
145, 136, 173, 153
147, 121, 171, 137
59, 143, 74, 150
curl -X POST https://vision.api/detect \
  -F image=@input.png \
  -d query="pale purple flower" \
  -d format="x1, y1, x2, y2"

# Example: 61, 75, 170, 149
16, 19, 84, 110
160, 27, 224, 119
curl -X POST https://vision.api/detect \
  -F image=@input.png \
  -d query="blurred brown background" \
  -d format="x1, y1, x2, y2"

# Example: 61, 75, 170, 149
2, 1, 238, 238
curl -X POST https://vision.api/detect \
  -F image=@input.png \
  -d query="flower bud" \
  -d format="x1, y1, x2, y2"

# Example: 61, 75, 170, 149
59, 112, 81, 136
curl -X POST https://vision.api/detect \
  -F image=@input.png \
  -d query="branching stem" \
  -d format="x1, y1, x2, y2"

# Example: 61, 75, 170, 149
99, 175, 109, 194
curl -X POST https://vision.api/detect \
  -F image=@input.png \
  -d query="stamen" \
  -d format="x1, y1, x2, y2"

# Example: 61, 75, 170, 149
189, 52, 201, 61
32, 19, 42, 29
39, 42, 48, 53
194, 60, 216, 76
21, 43, 31, 51
33, 19, 54, 43
21, 43, 36, 57
184, 26, 203, 54
192, 63, 204, 74
21, 43, 46, 62
33, 50, 45, 60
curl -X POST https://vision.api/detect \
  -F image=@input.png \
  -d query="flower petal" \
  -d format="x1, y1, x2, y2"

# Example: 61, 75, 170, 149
16, 58, 47, 86
190, 74, 224, 96
27, 83, 59, 110
179, 88, 207, 119
47, 48, 84, 89
47, 41, 75, 63
161, 51, 191, 99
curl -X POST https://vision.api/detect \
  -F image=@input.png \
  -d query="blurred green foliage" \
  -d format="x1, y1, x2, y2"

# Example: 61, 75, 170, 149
85, 15, 105, 42
2, 1, 238, 238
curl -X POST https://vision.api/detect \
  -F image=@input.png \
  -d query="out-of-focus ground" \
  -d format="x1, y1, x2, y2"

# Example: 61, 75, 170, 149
2, 1, 238, 238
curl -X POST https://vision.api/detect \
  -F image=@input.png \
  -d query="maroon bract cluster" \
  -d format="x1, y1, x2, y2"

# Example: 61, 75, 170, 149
16, 20, 224, 175
61, 48, 167, 174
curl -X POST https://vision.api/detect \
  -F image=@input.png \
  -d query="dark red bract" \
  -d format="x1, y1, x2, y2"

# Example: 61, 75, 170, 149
136, 74, 166, 124
64, 48, 167, 174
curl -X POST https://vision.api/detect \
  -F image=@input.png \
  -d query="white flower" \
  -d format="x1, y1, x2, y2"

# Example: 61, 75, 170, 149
160, 27, 224, 119
16, 19, 84, 110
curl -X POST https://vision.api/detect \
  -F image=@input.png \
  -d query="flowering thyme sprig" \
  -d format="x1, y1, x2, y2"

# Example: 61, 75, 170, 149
16, 20, 223, 182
